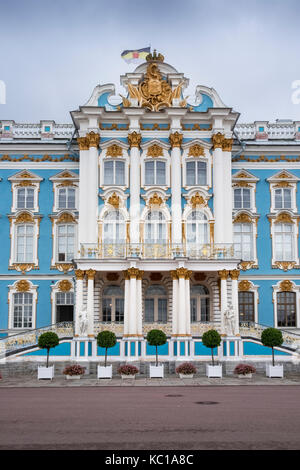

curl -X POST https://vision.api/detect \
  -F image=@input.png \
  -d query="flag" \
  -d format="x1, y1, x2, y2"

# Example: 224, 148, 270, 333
121, 47, 151, 64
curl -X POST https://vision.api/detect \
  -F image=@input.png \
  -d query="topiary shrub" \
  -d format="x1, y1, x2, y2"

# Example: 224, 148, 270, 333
97, 330, 117, 367
176, 362, 197, 376
146, 329, 167, 366
202, 329, 221, 366
118, 364, 139, 376
63, 364, 86, 376
261, 327, 283, 366
234, 364, 256, 375
38, 331, 59, 368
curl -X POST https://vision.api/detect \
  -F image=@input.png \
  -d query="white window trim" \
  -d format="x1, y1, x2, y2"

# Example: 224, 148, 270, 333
8, 212, 40, 270
270, 183, 297, 213
50, 212, 78, 269
142, 157, 170, 189
232, 183, 256, 212
272, 280, 300, 329
190, 283, 212, 322
238, 280, 259, 324
233, 212, 259, 269
182, 145, 212, 190
49, 170, 79, 212
53, 183, 78, 212
99, 145, 129, 189
50, 280, 74, 324
8, 280, 38, 330
11, 183, 40, 213
268, 212, 300, 270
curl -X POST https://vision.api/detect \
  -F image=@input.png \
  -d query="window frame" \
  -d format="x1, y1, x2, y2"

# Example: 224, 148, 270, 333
190, 284, 210, 322
144, 284, 168, 323
273, 281, 300, 329
101, 285, 124, 323
8, 280, 38, 330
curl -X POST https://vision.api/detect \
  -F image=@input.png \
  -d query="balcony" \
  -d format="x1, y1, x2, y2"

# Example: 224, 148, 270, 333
80, 243, 235, 260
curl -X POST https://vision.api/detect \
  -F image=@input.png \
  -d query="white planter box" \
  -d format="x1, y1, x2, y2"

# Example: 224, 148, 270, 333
149, 364, 164, 378
97, 365, 112, 379
238, 373, 252, 379
65, 375, 81, 380
206, 364, 222, 378
266, 364, 284, 378
179, 374, 194, 379
38, 366, 54, 380
121, 374, 136, 379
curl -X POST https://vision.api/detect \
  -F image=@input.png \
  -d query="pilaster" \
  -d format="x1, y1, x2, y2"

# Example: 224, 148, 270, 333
169, 132, 183, 245
128, 132, 142, 244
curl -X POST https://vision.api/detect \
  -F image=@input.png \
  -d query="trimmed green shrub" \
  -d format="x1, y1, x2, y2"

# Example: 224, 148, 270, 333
261, 327, 283, 366
146, 329, 167, 366
202, 329, 221, 366
97, 330, 117, 367
38, 331, 59, 368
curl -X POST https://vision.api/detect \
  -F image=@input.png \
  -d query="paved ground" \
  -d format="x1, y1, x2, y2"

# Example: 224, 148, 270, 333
0, 385, 300, 450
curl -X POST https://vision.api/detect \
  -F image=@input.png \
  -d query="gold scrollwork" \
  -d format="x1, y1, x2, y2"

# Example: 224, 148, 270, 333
106, 144, 123, 157
16, 280, 30, 292
147, 144, 163, 158
169, 132, 183, 148
58, 280, 72, 292
188, 144, 205, 157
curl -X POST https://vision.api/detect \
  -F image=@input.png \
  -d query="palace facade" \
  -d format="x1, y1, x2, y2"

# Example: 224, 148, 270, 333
1, 51, 300, 363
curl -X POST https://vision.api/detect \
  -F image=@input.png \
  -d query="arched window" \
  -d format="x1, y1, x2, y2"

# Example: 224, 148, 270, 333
102, 285, 124, 323
57, 224, 75, 262
233, 223, 253, 260
16, 224, 34, 262
145, 211, 167, 243
277, 291, 296, 327
186, 211, 208, 245
145, 285, 168, 323
238, 291, 255, 323
145, 160, 166, 185
103, 211, 125, 243
190, 285, 210, 322
104, 160, 125, 185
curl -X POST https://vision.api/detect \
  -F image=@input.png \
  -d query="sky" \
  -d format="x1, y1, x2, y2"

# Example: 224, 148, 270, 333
1, 0, 300, 124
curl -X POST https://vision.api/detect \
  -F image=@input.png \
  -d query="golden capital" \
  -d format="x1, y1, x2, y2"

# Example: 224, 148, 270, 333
218, 269, 229, 280
136, 270, 144, 280
126, 267, 142, 278
75, 269, 85, 280
230, 269, 240, 280
212, 132, 225, 150
86, 131, 100, 148
185, 270, 192, 280
169, 132, 183, 148
128, 132, 142, 148
170, 270, 178, 280
86, 269, 96, 280
222, 138, 233, 152
123, 270, 130, 280
77, 137, 89, 151
176, 267, 189, 278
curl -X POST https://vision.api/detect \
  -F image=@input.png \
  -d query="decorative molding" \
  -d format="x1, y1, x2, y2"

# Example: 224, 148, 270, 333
86, 269, 96, 280
58, 280, 72, 292
55, 263, 74, 273
108, 192, 120, 208
230, 269, 240, 280
279, 280, 294, 291
274, 212, 294, 224
0, 155, 78, 162
77, 137, 89, 151
106, 144, 123, 157
238, 280, 252, 291
234, 213, 253, 224
148, 193, 163, 207
147, 144, 163, 158
182, 123, 212, 131
212, 133, 225, 150
239, 261, 258, 271
15, 212, 34, 224
128, 132, 142, 148
190, 192, 207, 208
86, 131, 100, 148
75, 269, 85, 280
56, 213, 76, 224
16, 280, 31, 292
218, 269, 229, 280
222, 138, 233, 152
169, 132, 183, 148
140, 123, 170, 131
273, 261, 297, 272
188, 144, 205, 157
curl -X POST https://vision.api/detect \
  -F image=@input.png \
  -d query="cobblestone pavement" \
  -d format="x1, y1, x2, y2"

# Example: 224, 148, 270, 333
1, 373, 300, 387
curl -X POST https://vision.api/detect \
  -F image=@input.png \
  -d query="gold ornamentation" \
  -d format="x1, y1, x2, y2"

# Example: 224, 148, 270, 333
16, 181, 34, 187
16, 280, 30, 292
136, 270, 144, 280
123, 270, 130, 280
106, 144, 123, 157
108, 192, 120, 208
274, 261, 296, 272
239, 261, 258, 271
218, 269, 229, 280
1, 155, 78, 162
233, 182, 252, 188
99, 123, 129, 131
273, 182, 292, 188
126, 268, 141, 278
77, 137, 89, 151
86, 269, 96, 280
147, 144, 163, 158
58, 171, 74, 179
75, 269, 85, 280
15, 212, 34, 224
86, 132, 100, 148
238, 280, 252, 291
182, 123, 212, 131
212, 133, 225, 150
234, 213, 252, 224
176, 267, 189, 278
190, 192, 206, 208
170, 270, 178, 280
148, 193, 163, 207
188, 144, 205, 157
140, 123, 170, 131
58, 280, 72, 292
126, 62, 183, 112
274, 212, 294, 224
55, 263, 73, 273
277, 172, 290, 179
57, 213, 76, 224
279, 280, 294, 291
222, 138, 233, 152
128, 132, 142, 148
146, 49, 164, 62
57, 181, 76, 187
230, 269, 240, 280
11, 263, 36, 274
169, 132, 183, 148
235, 171, 249, 178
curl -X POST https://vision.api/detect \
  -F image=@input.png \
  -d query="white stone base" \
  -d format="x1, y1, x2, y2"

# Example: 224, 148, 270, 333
66, 375, 81, 380
179, 373, 194, 379
206, 364, 222, 378
266, 364, 284, 378
149, 364, 164, 378
121, 374, 136, 379
97, 365, 112, 379
38, 365, 54, 380
238, 373, 252, 379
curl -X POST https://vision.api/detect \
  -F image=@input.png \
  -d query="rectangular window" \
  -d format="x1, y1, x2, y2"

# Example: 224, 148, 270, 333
277, 291, 296, 327
234, 188, 251, 209
158, 299, 167, 322
238, 291, 255, 323
17, 188, 34, 210
145, 161, 166, 185
190, 298, 197, 322
274, 188, 292, 209
115, 298, 124, 323
102, 298, 112, 322
274, 223, 293, 261
57, 224, 75, 262
16, 224, 34, 262
233, 223, 253, 260
58, 188, 76, 209
145, 299, 154, 322
104, 161, 125, 185
13, 292, 33, 328
186, 161, 207, 186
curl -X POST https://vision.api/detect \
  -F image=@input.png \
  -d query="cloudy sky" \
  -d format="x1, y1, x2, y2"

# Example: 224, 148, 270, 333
1, 0, 300, 124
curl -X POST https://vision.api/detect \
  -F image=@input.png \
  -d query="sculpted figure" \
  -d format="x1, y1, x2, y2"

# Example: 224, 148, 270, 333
79, 309, 88, 337
224, 303, 236, 336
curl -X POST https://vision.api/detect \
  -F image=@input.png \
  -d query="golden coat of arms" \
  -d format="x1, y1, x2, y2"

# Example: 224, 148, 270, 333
123, 62, 184, 112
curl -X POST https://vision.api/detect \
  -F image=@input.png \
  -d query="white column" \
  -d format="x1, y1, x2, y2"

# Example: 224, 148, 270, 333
128, 132, 141, 244
170, 132, 183, 245
87, 135, 100, 244
123, 274, 130, 336
185, 273, 191, 335
74, 269, 85, 336
129, 275, 137, 335
77, 138, 90, 250
136, 272, 143, 336
222, 142, 233, 244
86, 269, 96, 337
178, 269, 187, 336
230, 270, 240, 335
171, 271, 178, 335
219, 270, 229, 335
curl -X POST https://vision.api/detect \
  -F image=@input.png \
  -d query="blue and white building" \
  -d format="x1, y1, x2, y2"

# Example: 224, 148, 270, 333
1, 51, 300, 364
